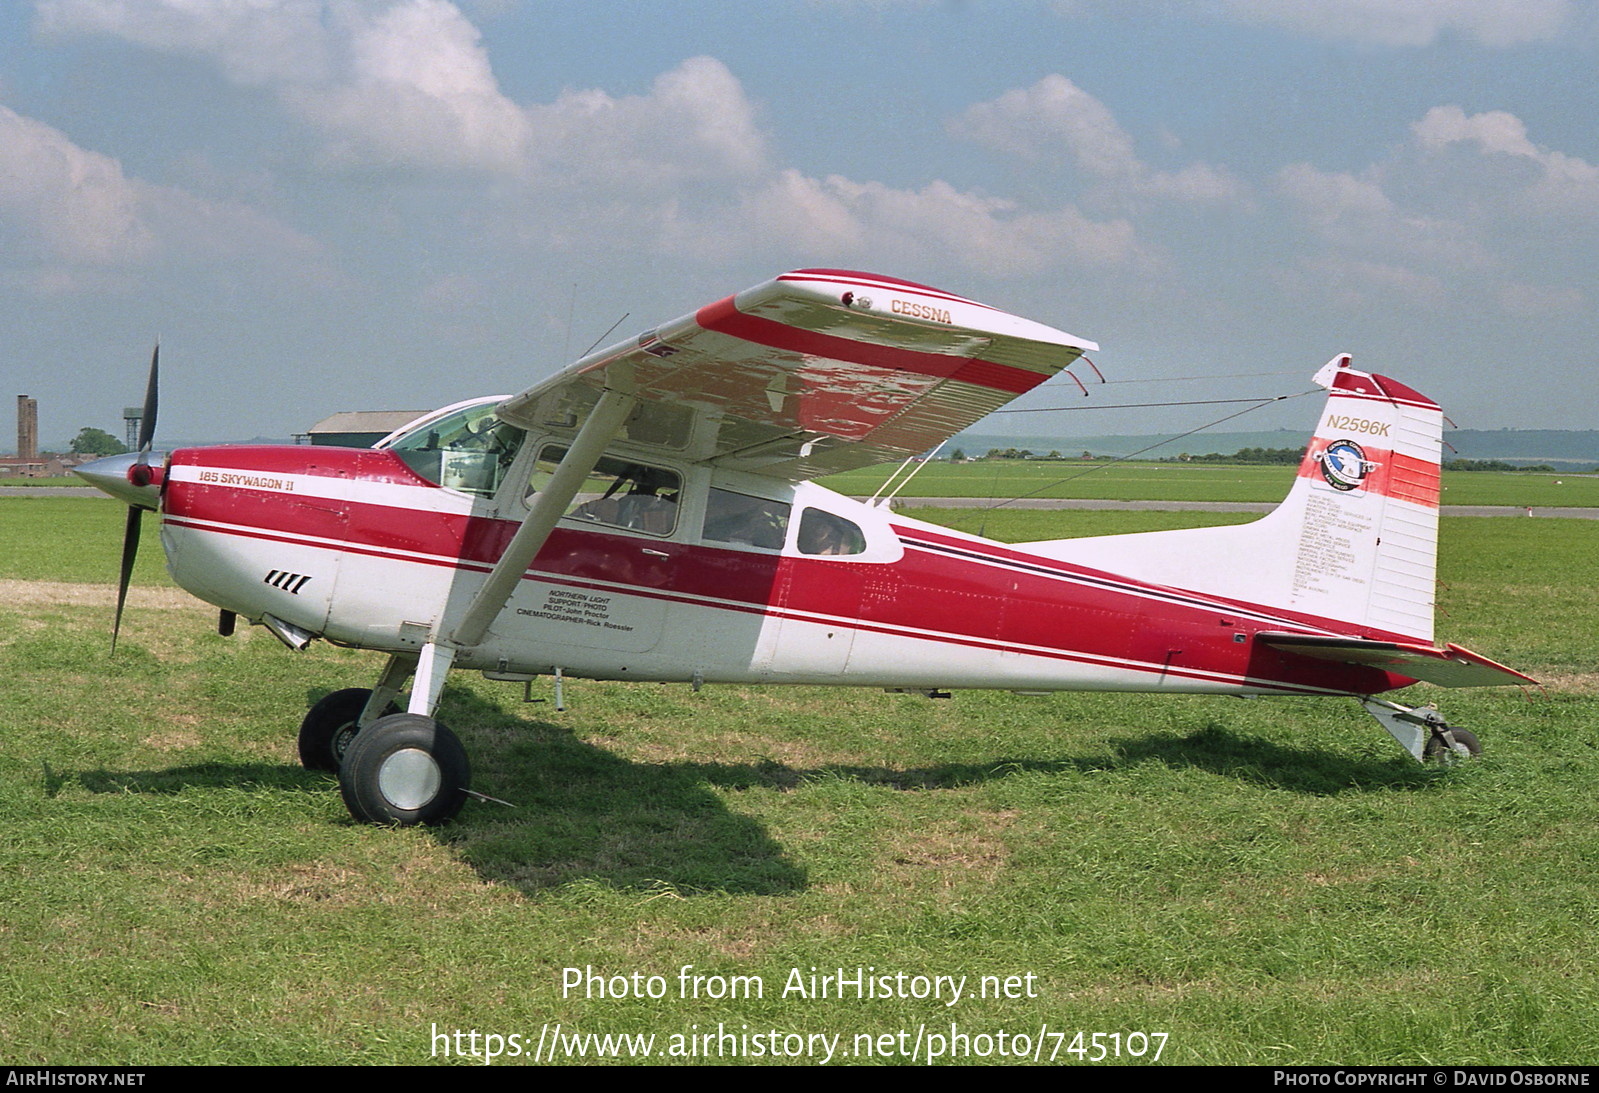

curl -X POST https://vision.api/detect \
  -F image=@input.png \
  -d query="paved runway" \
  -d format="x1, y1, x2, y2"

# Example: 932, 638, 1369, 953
1, 487, 103, 497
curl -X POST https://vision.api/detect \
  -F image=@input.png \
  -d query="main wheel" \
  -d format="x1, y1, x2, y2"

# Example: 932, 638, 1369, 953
1423, 726, 1482, 763
338, 713, 471, 826
298, 688, 396, 772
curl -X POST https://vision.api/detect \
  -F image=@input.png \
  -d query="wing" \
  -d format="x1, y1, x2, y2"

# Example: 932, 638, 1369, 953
495, 269, 1097, 480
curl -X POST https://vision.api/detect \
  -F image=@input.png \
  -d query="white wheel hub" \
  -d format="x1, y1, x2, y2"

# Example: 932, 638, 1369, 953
377, 748, 442, 810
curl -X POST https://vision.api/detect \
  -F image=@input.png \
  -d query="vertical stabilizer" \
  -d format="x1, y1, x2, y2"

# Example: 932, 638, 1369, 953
1024, 356, 1444, 641
1273, 355, 1442, 639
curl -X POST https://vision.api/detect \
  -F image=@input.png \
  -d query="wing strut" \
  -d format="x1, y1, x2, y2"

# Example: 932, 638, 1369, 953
402, 370, 638, 719
454, 368, 638, 650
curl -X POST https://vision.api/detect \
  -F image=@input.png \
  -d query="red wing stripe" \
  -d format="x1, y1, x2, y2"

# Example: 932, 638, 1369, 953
693, 297, 1046, 395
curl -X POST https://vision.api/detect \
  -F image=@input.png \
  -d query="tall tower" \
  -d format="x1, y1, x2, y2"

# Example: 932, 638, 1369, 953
16, 395, 38, 463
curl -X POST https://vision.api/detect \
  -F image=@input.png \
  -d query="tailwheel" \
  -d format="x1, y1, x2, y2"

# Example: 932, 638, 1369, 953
338, 713, 471, 826
298, 688, 396, 772
1423, 726, 1482, 764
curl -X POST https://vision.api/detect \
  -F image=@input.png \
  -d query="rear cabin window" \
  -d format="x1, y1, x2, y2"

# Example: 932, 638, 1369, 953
530, 446, 681, 536
387, 403, 525, 497
702, 489, 790, 551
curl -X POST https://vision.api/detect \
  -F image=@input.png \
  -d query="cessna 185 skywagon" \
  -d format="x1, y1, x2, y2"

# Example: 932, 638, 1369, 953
77, 269, 1531, 826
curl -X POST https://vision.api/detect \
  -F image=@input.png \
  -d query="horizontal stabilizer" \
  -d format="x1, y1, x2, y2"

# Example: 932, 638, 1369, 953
1258, 633, 1536, 689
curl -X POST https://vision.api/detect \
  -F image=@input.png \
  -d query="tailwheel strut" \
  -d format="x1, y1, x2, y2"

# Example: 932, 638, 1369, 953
1360, 698, 1482, 764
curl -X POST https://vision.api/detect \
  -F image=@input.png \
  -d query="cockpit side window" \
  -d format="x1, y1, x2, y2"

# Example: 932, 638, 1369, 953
386, 402, 526, 497
530, 445, 681, 536
797, 508, 867, 556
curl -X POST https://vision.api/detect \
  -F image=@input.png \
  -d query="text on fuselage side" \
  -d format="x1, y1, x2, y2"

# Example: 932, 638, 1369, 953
196, 470, 296, 491
516, 589, 635, 633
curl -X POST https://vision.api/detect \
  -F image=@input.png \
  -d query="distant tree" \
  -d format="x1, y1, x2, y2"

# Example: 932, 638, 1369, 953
1185, 446, 1304, 465
1444, 458, 1516, 472
70, 428, 128, 457
949, 448, 966, 462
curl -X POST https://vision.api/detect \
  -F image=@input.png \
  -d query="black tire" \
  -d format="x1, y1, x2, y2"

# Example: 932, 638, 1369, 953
1424, 726, 1482, 763
298, 688, 395, 772
338, 713, 471, 826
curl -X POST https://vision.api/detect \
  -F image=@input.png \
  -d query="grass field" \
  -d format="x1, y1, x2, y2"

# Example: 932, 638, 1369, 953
0, 497, 1594, 1065
0, 477, 84, 488
819, 460, 1599, 508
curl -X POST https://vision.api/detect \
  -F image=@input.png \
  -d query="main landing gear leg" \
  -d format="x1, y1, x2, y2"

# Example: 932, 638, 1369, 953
337, 642, 472, 826
296, 652, 418, 772
364, 652, 418, 724
1360, 698, 1482, 764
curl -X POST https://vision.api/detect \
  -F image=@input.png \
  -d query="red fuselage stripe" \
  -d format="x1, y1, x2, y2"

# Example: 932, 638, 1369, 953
162, 446, 1414, 698
165, 513, 1350, 695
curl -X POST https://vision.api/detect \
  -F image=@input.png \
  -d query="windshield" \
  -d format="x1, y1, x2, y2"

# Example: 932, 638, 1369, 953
386, 399, 526, 497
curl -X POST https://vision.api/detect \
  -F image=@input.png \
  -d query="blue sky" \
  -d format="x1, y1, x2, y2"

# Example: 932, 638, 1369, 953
3, 1, 1596, 448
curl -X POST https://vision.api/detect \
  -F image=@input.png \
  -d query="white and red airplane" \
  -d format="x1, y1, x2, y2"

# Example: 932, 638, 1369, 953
77, 269, 1532, 826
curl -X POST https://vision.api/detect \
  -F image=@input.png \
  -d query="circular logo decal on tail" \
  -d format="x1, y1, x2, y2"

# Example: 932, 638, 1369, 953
1318, 439, 1370, 491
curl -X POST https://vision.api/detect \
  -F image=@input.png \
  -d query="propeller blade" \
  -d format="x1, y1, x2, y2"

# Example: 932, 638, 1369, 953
112, 505, 143, 653
218, 610, 236, 637
112, 342, 160, 653
137, 344, 159, 453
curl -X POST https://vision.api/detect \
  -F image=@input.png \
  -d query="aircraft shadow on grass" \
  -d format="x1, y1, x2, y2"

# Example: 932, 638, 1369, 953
51, 687, 1441, 898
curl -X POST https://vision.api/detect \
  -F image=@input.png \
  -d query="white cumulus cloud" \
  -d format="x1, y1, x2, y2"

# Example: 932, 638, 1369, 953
292, 0, 531, 170
33, 3, 1156, 283
37, 0, 336, 84
39, 1, 766, 181
1276, 160, 1488, 270
666, 168, 1152, 278
0, 102, 328, 292
1274, 105, 1598, 317
524, 56, 768, 187
948, 74, 1240, 204
950, 73, 1141, 178
1413, 105, 1599, 215
0, 104, 154, 266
